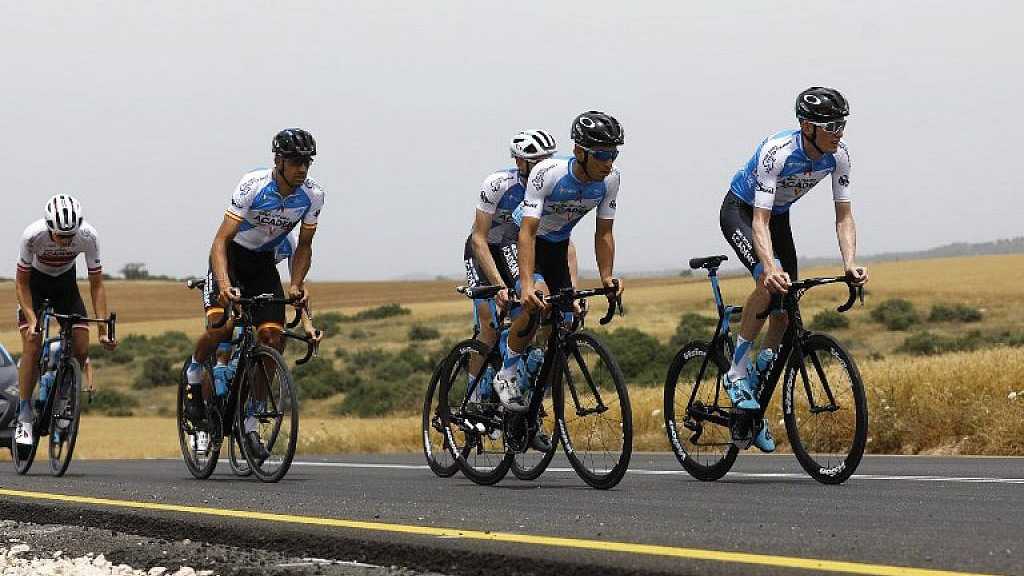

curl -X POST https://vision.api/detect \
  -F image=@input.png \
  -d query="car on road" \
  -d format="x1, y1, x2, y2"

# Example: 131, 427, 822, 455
0, 343, 18, 452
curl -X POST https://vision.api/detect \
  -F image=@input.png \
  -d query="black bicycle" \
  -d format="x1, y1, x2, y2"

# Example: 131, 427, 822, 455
664, 255, 868, 484
179, 280, 318, 483
441, 283, 632, 489
12, 301, 116, 476
423, 286, 558, 481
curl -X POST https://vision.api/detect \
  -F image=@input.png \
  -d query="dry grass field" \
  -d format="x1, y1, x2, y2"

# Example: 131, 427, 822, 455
1, 254, 1022, 459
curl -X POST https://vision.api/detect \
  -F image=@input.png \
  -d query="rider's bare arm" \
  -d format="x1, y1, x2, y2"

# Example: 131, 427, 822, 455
595, 218, 617, 291
14, 268, 35, 331
290, 225, 315, 297
470, 210, 506, 288
834, 201, 867, 284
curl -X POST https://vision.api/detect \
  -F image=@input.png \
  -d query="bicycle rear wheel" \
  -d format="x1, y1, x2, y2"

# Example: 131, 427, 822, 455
664, 341, 738, 481
48, 358, 83, 477
237, 345, 298, 483
176, 359, 220, 479
783, 333, 868, 485
440, 339, 512, 485
422, 349, 460, 478
228, 430, 252, 477
511, 375, 558, 481
553, 332, 632, 490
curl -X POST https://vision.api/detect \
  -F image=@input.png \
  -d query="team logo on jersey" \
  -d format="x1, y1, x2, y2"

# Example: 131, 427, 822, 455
838, 175, 850, 187
531, 162, 557, 190
608, 200, 617, 209
480, 191, 493, 205
523, 200, 538, 209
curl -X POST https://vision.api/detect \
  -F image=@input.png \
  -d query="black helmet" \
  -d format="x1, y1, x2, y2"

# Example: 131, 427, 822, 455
571, 111, 624, 147
795, 87, 849, 122
272, 128, 317, 158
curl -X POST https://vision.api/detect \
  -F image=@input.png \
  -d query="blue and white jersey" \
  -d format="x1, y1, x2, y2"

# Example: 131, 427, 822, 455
475, 169, 526, 245
729, 130, 851, 214
225, 169, 325, 252
513, 158, 619, 242
274, 230, 299, 266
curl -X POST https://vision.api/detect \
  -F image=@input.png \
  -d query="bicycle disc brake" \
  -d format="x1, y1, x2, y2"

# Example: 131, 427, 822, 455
503, 412, 528, 453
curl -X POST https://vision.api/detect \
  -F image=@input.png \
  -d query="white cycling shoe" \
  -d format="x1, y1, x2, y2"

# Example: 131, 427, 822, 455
15, 421, 34, 446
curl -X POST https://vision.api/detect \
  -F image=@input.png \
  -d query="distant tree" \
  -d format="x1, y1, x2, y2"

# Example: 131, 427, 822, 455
121, 262, 150, 280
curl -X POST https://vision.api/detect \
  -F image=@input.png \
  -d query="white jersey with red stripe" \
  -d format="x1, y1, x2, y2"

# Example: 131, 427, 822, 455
17, 219, 102, 277
225, 169, 325, 252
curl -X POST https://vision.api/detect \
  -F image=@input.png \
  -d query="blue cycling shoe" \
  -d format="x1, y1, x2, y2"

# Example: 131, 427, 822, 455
752, 418, 776, 453
724, 374, 760, 411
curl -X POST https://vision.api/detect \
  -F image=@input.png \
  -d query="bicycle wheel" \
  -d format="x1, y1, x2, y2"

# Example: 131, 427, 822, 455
236, 345, 298, 483
12, 418, 40, 475
176, 359, 220, 479
228, 430, 252, 477
511, 375, 558, 481
783, 333, 868, 485
440, 339, 512, 485
422, 350, 460, 478
48, 358, 83, 477
553, 332, 632, 490
664, 341, 738, 481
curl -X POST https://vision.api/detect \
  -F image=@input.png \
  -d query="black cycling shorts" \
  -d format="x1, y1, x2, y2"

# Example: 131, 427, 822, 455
463, 236, 520, 293
203, 241, 285, 328
719, 192, 798, 281
16, 266, 88, 330
531, 238, 572, 295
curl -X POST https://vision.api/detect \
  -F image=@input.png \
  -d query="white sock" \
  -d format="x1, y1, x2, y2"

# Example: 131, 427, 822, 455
498, 349, 522, 379
186, 356, 204, 385
727, 336, 752, 381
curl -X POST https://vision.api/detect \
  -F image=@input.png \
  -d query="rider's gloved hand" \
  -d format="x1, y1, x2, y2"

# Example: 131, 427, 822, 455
845, 265, 869, 286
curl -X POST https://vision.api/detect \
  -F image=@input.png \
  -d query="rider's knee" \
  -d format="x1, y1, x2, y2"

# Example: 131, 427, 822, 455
257, 322, 284, 348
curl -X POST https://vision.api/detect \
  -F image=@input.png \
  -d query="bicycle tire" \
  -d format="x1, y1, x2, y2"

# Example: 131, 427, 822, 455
228, 429, 252, 477
553, 332, 632, 490
664, 341, 738, 481
237, 345, 298, 483
422, 347, 460, 478
12, 420, 40, 475
783, 333, 868, 485
48, 358, 83, 477
440, 339, 512, 485
176, 359, 220, 480
511, 375, 558, 481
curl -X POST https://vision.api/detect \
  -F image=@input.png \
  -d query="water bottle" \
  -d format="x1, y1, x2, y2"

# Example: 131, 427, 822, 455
755, 348, 775, 376
37, 370, 56, 411
213, 364, 230, 397
525, 347, 545, 379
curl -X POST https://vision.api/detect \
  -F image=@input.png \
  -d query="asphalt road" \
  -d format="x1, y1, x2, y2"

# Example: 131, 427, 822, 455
1, 453, 1021, 576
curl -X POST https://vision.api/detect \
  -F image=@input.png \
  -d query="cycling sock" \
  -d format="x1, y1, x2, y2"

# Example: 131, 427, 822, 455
18, 400, 32, 423
186, 356, 203, 385
728, 336, 752, 381
467, 375, 480, 402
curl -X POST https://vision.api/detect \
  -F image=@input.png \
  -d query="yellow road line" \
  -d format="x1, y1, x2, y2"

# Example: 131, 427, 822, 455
0, 488, 996, 576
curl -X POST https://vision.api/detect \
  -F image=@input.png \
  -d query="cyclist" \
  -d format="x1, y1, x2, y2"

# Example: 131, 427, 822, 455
493, 111, 625, 413
464, 130, 557, 405
719, 86, 868, 452
185, 128, 324, 461
14, 195, 117, 447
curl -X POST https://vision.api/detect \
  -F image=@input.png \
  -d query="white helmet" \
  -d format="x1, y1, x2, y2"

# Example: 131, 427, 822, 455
44, 194, 83, 236
510, 129, 557, 160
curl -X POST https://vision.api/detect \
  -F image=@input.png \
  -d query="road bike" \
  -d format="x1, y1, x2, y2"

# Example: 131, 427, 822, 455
179, 280, 318, 482
440, 283, 632, 489
664, 255, 868, 484
12, 301, 116, 476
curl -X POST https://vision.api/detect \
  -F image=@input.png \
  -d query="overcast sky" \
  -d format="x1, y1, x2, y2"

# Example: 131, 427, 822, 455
2, 1, 1020, 280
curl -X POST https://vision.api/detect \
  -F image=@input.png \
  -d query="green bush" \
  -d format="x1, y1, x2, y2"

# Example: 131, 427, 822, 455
84, 389, 139, 416
293, 357, 360, 400
408, 324, 441, 341
316, 312, 344, 337
334, 376, 423, 417
899, 330, 1024, 356
350, 348, 389, 368
928, 304, 983, 323
595, 327, 672, 386
871, 298, 919, 331
338, 304, 411, 323
810, 309, 850, 331
349, 328, 370, 340
133, 356, 177, 389
668, 313, 716, 348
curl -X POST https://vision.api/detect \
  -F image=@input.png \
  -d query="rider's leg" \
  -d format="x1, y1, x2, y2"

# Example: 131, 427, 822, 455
468, 299, 498, 402
17, 323, 42, 422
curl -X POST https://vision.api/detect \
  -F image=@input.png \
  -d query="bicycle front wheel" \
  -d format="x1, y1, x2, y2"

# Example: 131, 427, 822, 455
783, 333, 868, 485
664, 342, 738, 481
439, 339, 512, 486
228, 430, 252, 477
176, 359, 219, 480
49, 358, 83, 477
422, 348, 460, 478
553, 332, 632, 490
236, 345, 299, 483
511, 378, 558, 481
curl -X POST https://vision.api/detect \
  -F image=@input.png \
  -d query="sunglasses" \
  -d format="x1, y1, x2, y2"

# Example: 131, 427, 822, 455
808, 119, 847, 134
581, 147, 619, 161
283, 156, 314, 166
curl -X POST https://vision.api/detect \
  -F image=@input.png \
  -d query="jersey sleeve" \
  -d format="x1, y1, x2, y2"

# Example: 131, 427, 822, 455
17, 225, 35, 272
226, 173, 258, 222
752, 140, 790, 210
476, 172, 509, 215
521, 160, 558, 220
597, 169, 620, 219
831, 143, 853, 203
301, 181, 325, 228
82, 224, 103, 275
